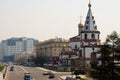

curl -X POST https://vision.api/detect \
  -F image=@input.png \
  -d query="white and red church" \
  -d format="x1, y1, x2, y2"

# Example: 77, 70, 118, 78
70, 1, 101, 68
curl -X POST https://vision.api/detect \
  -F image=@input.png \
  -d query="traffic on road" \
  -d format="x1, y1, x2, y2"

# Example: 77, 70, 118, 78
4, 65, 71, 80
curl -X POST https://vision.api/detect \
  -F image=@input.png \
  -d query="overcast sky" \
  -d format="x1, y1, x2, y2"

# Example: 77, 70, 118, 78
0, 0, 120, 42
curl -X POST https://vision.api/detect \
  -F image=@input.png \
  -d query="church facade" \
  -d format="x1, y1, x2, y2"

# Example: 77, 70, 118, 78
70, 1, 101, 68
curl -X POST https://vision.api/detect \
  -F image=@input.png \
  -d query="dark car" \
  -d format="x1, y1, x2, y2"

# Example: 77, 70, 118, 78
24, 73, 33, 80
10, 66, 14, 71
73, 69, 86, 75
48, 73, 55, 78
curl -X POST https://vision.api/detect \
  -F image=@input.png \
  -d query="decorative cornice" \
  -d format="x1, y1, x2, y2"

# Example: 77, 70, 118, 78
81, 31, 100, 33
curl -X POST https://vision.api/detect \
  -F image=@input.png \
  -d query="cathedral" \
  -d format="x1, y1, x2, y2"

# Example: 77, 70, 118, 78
70, 1, 101, 68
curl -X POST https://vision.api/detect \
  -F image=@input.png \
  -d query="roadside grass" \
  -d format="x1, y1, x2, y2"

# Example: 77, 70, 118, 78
0, 66, 4, 71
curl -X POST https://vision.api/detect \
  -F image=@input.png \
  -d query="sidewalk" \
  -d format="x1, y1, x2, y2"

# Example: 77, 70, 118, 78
0, 66, 8, 80
0, 72, 3, 80
36, 67, 71, 74
36, 67, 94, 80
60, 75, 94, 80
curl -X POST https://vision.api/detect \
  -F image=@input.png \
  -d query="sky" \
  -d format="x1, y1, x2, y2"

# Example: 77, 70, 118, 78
0, 0, 120, 43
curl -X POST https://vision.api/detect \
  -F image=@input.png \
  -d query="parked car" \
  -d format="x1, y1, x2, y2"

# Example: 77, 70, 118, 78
48, 73, 55, 78
24, 73, 33, 80
43, 71, 52, 75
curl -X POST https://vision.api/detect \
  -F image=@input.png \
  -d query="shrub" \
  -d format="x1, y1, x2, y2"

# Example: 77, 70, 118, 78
0, 66, 4, 71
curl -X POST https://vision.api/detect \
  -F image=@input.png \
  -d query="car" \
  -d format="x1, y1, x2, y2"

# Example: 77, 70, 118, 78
43, 71, 52, 75
73, 69, 86, 75
10, 66, 14, 71
11, 66, 14, 68
24, 73, 33, 80
48, 73, 55, 78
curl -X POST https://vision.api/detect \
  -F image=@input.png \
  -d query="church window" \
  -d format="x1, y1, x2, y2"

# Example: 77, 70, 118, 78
95, 26, 97, 30
85, 34, 87, 39
75, 45, 77, 50
86, 21, 89, 24
87, 16, 89, 19
98, 34, 100, 39
86, 26, 88, 30
91, 34, 95, 39
93, 20, 95, 24
92, 16, 94, 19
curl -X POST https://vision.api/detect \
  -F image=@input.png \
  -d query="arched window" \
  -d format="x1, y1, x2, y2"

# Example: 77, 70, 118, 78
85, 34, 87, 39
91, 34, 95, 39
86, 26, 88, 30
98, 34, 99, 39
75, 45, 77, 50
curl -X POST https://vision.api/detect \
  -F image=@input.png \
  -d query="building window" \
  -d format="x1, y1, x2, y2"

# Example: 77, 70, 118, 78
92, 16, 94, 19
95, 26, 97, 30
86, 21, 89, 24
93, 20, 95, 24
86, 26, 88, 30
87, 16, 89, 19
98, 34, 100, 39
85, 34, 87, 39
75, 45, 77, 50
91, 34, 95, 39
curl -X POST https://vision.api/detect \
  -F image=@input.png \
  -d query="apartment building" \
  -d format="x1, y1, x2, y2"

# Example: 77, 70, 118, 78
36, 37, 70, 65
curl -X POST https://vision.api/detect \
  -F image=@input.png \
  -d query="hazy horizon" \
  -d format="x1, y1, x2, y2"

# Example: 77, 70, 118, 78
0, 0, 120, 43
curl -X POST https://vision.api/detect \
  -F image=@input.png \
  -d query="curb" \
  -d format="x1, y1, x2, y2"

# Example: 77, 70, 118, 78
2, 66, 8, 80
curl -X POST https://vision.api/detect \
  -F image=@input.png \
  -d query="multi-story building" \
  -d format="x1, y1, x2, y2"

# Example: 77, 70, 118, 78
36, 37, 70, 65
0, 43, 3, 61
70, 1, 101, 68
1, 37, 39, 61
14, 51, 36, 65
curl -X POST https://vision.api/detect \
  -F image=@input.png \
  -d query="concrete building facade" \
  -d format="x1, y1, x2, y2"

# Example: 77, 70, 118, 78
0, 37, 39, 61
36, 37, 70, 65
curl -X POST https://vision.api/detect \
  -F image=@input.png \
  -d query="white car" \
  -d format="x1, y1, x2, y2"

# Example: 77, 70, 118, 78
43, 71, 52, 75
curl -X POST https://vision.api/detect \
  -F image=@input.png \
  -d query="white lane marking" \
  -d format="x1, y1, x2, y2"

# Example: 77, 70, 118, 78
14, 67, 19, 76
19, 66, 28, 73
19, 66, 35, 80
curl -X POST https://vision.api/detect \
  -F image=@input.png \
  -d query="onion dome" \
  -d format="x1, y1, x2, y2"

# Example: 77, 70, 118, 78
78, 22, 84, 28
88, 0, 91, 8
78, 16, 84, 28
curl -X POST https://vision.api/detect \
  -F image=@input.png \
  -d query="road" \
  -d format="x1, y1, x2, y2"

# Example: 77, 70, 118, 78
5, 65, 71, 80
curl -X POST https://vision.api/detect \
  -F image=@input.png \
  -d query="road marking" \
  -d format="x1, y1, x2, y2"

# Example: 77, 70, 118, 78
19, 66, 28, 73
14, 67, 19, 76
19, 66, 35, 80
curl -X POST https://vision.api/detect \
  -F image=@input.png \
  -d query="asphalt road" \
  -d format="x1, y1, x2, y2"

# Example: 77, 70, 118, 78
5, 65, 71, 80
